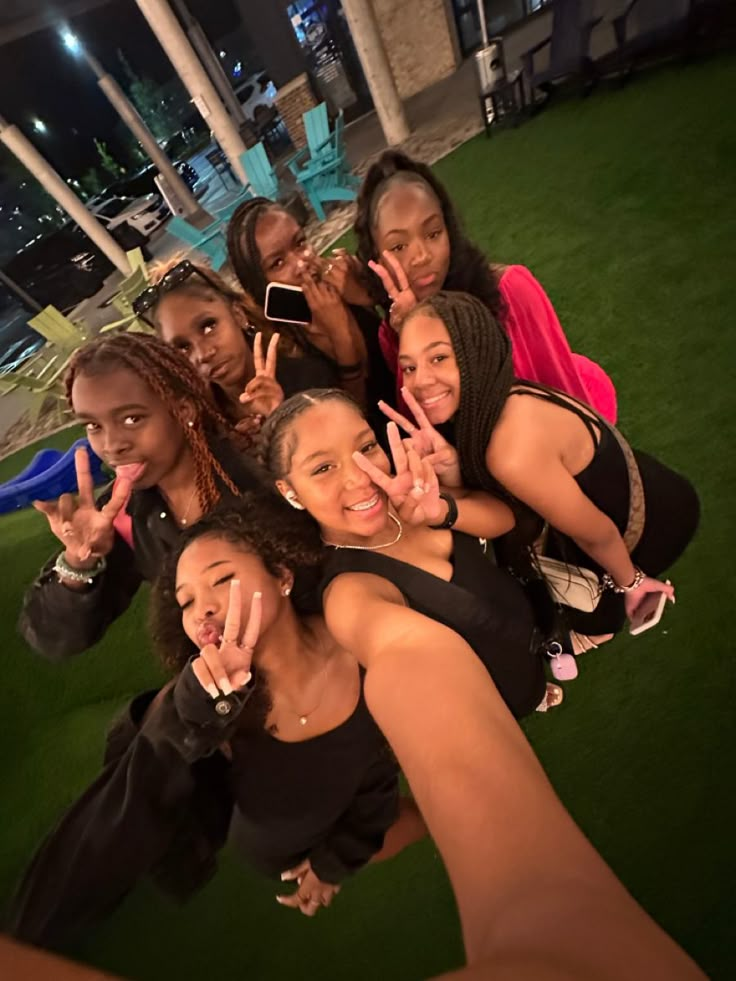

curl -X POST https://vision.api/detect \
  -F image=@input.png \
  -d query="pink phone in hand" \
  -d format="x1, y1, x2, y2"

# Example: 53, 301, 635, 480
629, 583, 670, 636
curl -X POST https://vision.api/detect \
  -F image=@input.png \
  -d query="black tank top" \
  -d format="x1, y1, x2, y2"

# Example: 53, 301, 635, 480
320, 531, 546, 718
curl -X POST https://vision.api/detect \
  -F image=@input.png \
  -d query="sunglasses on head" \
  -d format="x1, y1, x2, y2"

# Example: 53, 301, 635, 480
133, 260, 219, 319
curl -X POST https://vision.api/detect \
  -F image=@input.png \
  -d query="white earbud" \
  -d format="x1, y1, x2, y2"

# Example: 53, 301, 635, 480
285, 491, 305, 511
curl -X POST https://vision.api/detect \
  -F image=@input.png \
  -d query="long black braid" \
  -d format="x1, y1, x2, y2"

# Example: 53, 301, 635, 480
226, 196, 282, 307
410, 293, 563, 636
354, 150, 506, 321
408, 291, 514, 498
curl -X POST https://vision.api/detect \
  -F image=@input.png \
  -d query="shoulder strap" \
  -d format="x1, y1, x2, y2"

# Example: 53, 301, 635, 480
514, 382, 645, 553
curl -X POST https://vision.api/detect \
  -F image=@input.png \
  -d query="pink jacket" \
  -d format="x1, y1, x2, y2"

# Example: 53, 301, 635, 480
378, 264, 617, 423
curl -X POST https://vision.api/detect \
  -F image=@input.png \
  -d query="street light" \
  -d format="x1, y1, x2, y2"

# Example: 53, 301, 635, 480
61, 29, 80, 54
32, 118, 47, 135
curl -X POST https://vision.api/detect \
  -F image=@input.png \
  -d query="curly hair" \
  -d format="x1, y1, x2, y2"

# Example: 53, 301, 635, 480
258, 388, 361, 479
150, 495, 323, 671
150, 497, 324, 728
65, 333, 240, 512
354, 150, 505, 321
404, 292, 514, 499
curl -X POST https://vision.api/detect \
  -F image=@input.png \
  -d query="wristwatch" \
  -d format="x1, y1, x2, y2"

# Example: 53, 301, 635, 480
429, 493, 458, 530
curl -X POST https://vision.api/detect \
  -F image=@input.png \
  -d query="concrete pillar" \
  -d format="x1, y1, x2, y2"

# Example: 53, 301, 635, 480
0, 116, 130, 275
81, 48, 212, 227
135, 0, 249, 185
170, 0, 252, 136
340, 0, 410, 146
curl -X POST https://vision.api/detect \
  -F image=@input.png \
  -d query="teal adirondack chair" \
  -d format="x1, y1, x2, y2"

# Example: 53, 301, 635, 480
287, 109, 359, 221
240, 143, 281, 200
167, 216, 228, 269
212, 183, 255, 224
304, 103, 333, 161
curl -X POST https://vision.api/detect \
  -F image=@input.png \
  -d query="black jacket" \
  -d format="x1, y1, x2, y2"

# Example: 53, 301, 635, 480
8, 665, 398, 950
18, 439, 267, 660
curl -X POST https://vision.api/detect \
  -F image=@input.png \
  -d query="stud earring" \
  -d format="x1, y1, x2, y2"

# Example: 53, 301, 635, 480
282, 585, 292, 597
187, 420, 194, 428
285, 491, 305, 511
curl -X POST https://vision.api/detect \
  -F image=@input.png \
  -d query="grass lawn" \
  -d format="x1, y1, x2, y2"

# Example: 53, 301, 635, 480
2, 54, 735, 979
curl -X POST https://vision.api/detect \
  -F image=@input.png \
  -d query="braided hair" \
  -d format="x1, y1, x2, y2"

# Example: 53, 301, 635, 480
354, 150, 505, 321
65, 333, 240, 513
226, 196, 285, 307
258, 388, 361, 480
405, 292, 514, 498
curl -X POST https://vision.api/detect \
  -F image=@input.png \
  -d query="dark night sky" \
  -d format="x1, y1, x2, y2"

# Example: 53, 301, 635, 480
0, 0, 240, 176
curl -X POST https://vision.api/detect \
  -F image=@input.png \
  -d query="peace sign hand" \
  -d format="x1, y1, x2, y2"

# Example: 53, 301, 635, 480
379, 387, 462, 489
353, 422, 444, 527
33, 447, 131, 567
238, 333, 284, 435
191, 582, 262, 698
367, 251, 418, 331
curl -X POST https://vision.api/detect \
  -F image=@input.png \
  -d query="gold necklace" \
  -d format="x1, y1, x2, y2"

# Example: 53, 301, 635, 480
280, 656, 333, 726
321, 512, 402, 551
177, 487, 198, 527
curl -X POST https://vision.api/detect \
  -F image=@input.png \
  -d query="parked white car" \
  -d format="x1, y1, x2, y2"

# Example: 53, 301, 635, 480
89, 194, 169, 239
235, 72, 277, 122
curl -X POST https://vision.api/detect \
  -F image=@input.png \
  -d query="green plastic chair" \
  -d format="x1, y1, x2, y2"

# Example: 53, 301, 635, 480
100, 249, 153, 334
26, 307, 88, 353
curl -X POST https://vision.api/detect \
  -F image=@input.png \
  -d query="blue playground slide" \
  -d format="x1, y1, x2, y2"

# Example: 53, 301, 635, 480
0, 439, 108, 515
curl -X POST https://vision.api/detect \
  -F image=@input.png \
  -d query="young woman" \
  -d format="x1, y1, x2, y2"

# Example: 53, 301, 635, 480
226, 197, 395, 414
259, 389, 561, 716
19, 333, 267, 660
11, 502, 425, 947
395, 291, 699, 637
136, 257, 283, 437
354, 150, 617, 423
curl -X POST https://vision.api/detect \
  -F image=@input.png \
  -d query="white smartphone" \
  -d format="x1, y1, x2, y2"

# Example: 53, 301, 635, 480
264, 282, 312, 325
629, 584, 670, 636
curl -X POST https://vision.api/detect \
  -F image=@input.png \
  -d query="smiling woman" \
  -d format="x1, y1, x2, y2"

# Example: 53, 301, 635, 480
18, 332, 269, 662
354, 151, 617, 423
259, 388, 556, 718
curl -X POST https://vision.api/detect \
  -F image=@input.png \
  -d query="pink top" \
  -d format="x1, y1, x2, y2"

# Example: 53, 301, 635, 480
378, 264, 617, 423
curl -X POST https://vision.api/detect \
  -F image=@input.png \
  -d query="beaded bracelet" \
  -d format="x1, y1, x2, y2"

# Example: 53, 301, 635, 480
54, 552, 107, 585
601, 567, 645, 594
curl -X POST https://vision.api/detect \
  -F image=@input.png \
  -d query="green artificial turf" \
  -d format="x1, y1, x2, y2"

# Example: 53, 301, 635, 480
2, 55, 735, 979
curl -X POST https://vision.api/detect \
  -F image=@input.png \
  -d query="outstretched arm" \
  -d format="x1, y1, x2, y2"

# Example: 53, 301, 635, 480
325, 576, 703, 979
